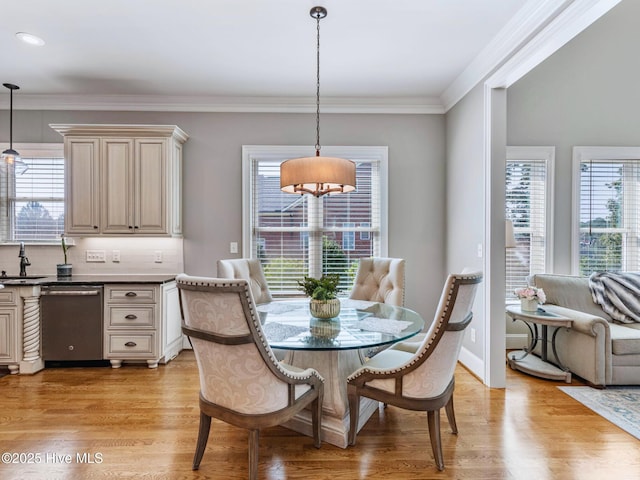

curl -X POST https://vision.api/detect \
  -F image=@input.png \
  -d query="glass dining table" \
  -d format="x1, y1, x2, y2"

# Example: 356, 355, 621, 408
257, 298, 425, 448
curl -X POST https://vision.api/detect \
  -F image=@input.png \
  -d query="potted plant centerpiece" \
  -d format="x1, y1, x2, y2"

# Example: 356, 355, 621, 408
57, 234, 72, 277
298, 274, 342, 319
514, 285, 546, 312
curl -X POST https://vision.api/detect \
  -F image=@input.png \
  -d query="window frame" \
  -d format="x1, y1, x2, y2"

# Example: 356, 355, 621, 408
242, 145, 388, 294
505, 146, 555, 299
572, 146, 640, 275
0, 142, 64, 244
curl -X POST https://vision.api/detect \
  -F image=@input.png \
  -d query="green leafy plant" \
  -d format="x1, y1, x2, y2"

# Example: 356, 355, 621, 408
61, 234, 68, 264
297, 274, 341, 300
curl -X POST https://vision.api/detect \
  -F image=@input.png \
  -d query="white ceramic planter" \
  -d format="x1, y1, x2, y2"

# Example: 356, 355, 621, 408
520, 298, 539, 312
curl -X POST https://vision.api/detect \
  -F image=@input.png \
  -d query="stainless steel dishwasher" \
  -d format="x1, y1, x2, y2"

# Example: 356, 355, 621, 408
41, 284, 104, 362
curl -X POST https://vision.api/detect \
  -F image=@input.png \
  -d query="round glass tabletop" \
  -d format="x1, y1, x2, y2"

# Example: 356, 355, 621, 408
258, 298, 425, 351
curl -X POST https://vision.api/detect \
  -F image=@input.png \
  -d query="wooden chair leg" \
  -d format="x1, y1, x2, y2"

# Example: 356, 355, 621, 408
192, 411, 212, 470
347, 387, 360, 446
311, 394, 323, 448
248, 429, 259, 480
444, 394, 458, 434
427, 409, 445, 471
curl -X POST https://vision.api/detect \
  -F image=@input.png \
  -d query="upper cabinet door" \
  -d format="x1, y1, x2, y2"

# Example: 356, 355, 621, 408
134, 138, 167, 234
65, 138, 101, 234
102, 138, 135, 234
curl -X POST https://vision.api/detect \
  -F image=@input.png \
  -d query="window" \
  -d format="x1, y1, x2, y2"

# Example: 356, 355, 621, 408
243, 145, 388, 296
573, 147, 640, 275
360, 222, 371, 240
0, 143, 64, 242
505, 146, 554, 299
342, 222, 355, 251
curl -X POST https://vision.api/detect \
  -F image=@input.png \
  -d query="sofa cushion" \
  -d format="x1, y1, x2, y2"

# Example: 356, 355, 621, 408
609, 323, 640, 355
530, 274, 612, 321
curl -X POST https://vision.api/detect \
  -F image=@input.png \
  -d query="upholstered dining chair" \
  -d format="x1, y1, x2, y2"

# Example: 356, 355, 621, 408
349, 257, 405, 359
218, 258, 273, 305
176, 275, 324, 479
349, 257, 406, 307
346, 271, 482, 471
217, 258, 287, 361
217, 258, 273, 305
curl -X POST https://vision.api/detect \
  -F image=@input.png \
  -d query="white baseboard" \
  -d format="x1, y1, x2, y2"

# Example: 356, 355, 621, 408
506, 333, 528, 350
458, 346, 484, 381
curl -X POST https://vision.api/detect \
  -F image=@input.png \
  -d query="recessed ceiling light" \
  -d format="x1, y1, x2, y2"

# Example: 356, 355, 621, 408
16, 32, 45, 46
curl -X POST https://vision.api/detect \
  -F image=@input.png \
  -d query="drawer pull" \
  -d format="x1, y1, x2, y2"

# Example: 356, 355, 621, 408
125, 292, 137, 297
125, 314, 138, 320
124, 341, 137, 347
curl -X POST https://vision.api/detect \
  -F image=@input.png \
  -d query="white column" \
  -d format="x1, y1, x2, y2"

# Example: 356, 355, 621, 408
19, 285, 44, 374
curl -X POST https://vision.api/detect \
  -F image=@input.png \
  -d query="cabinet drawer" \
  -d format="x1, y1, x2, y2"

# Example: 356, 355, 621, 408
107, 306, 155, 328
106, 286, 157, 303
0, 289, 17, 305
107, 333, 156, 355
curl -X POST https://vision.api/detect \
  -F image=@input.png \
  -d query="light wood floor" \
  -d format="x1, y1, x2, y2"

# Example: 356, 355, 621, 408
1, 351, 639, 480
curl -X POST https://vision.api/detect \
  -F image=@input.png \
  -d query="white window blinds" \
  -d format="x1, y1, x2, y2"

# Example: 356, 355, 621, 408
244, 146, 387, 297
577, 157, 640, 275
506, 147, 554, 299
0, 144, 64, 242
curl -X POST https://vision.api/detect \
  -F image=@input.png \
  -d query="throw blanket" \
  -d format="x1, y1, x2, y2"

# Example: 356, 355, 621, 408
589, 272, 640, 324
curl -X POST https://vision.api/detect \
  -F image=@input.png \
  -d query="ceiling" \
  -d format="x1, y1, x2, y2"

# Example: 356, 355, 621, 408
2, 0, 537, 112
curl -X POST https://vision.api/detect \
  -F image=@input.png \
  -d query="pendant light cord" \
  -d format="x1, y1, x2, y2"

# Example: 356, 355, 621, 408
8, 87, 13, 150
315, 10, 321, 156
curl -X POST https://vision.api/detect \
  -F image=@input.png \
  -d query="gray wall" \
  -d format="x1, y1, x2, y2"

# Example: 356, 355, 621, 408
0, 109, 446, 320
445, 83, 486, 362
508, 0, 639, 274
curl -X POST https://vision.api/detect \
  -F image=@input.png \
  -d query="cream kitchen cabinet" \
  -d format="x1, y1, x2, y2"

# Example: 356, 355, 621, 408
50, 124, 188, 236
0, 288, 19, 374
103, 281, 181, 368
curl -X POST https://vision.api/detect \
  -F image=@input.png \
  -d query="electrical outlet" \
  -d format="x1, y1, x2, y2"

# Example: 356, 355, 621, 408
112, 250, 120, 262
154, 250, 163, 263
470, 327, 476, 343
86, 250, 106, 262
477, 243, 483, 258
230, 242, 238, 254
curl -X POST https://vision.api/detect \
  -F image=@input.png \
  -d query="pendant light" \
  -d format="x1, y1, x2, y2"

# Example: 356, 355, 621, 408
2, 83, 27, 173
280, 6, 356, 197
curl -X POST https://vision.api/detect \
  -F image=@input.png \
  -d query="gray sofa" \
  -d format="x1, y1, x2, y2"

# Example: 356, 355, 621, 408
528, 274, 640, 387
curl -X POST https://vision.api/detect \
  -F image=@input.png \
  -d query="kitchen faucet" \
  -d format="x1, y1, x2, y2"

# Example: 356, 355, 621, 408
18, 242, 30, 277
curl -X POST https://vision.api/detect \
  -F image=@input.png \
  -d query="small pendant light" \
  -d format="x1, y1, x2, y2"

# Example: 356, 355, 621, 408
280, 6, 356, 197
2, 83, 27, 173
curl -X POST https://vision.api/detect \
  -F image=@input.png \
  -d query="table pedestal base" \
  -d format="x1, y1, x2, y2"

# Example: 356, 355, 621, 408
283, 349, 379, 448
282, 397, 379, 449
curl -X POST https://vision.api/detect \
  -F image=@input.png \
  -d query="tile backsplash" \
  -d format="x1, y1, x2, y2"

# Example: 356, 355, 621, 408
0, 237, 183, 276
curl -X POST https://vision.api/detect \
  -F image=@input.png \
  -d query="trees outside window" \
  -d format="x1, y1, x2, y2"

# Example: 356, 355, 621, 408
574, 148, 640, 275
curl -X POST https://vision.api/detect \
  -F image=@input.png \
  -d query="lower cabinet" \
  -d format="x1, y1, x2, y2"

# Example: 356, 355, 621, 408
103, 281, 181, 368
0, 289, 19, 374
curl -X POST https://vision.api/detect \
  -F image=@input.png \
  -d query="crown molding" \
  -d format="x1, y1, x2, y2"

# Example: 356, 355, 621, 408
441, 0, 574, 111
1, 94, 445, 115
485, 0, 622, 89
442, 0, 622, 111
49, 124, 189, 142
0, 0, 619, 116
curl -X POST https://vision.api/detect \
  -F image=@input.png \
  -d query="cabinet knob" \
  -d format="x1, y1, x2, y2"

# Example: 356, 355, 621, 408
68, 345, 74, 351
124, 341, 137, 347
128, 226, 133, 229
93, 225, 98, 229
134, 226, 139, 229
125, 314, 138, 320
125, 292, 137, 297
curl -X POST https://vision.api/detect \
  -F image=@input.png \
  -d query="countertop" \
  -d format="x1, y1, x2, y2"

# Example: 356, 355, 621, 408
0, 274, 177, 286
